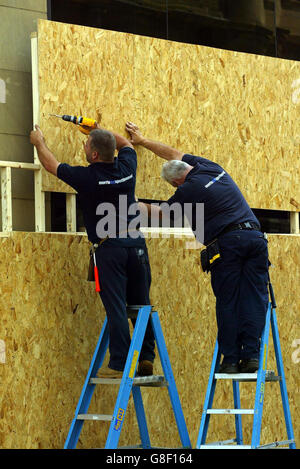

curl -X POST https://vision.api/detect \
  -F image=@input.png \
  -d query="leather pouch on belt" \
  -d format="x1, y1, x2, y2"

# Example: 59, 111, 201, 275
200, 249, 209, 273
87, 249, 95, 281
201, 239, 221, 273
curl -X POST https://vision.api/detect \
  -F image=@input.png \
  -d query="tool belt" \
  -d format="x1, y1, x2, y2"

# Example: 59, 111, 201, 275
200, 221, 260, 274
200, 239, 221, 273
87, 228, 141, 285
217, 221, 260, 238
87, 237, 108, 283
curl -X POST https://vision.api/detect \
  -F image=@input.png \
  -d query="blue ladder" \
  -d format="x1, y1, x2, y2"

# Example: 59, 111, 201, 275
64, 305, 191, 449
196, 279, 296, 449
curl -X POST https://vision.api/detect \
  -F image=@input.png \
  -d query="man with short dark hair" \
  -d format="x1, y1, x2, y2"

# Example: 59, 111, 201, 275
88, 128, 117, 162
126, 121, 269, 374
30, 123, 155, 378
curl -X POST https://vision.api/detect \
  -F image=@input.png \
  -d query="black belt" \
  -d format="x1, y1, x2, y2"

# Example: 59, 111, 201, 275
218, 221, 260, 238
92, 228, 142, 249
92, 236, 109, 249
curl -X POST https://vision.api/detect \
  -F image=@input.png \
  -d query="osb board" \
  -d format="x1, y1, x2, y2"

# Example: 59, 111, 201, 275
37, 20, 300, 211
0, 232, 299, 448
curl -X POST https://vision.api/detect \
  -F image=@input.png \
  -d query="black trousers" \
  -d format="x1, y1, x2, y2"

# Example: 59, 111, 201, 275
210, 230, 269, 363
95, 244, 155, 371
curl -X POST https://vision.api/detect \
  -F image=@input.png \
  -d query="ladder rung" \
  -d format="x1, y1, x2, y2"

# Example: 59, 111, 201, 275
117, 445, 144, 449
214, 370, 280, 382
77, 414, 113, 421
257, 439, 295, 449
207, 409, 254, 415
205, 438, 236, 445
199, 444, 252, 449
201, 439, 295, 449
126, 305, 153, 319
90, 375, 167, 387
215, 373, 257, 381
133, 375, 167, 387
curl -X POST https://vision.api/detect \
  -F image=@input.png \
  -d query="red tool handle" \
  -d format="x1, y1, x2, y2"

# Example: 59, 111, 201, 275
94, 265, 101, 292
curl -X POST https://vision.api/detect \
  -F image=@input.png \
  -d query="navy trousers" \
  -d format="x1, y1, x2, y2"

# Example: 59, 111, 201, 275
210, 230, 269, 364
95, 244, 155, 371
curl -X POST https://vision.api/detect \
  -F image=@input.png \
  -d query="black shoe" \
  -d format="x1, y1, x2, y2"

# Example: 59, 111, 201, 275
137, 360, 153, 376
219, 362, 239, 374
239, 359, 259, 373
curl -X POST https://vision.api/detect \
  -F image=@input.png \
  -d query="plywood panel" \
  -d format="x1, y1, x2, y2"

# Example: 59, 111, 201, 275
37, 20, 300, 212
0, 233, 105, 448
147, 233, 300, 448
37, 21, 134, 194
0, 232, 299, 448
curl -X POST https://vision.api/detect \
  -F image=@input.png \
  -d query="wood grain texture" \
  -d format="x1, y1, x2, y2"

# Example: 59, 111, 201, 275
0, 232, 298, 448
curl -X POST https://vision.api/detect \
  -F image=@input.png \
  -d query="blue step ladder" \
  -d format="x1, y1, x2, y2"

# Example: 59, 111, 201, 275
196, 277, 296, 449
64, 305, 191, 449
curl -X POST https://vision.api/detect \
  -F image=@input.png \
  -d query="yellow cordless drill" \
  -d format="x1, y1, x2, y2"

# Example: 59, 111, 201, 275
50, 114, 98, 134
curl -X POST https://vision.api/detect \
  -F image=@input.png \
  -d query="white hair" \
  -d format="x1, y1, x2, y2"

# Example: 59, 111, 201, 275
161, 160, 190, 184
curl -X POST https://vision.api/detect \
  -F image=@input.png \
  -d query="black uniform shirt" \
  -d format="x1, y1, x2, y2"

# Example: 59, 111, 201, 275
164, 154, 260, 245
57, 146, 145, 247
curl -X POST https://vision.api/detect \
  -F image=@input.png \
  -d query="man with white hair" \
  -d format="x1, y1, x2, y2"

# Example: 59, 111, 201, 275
126, 122, 269, 374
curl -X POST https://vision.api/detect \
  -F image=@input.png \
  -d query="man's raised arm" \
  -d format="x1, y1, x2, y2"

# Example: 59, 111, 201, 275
30, 125, 60, 175
97, 123, 133, 151
125, 122, 184, 161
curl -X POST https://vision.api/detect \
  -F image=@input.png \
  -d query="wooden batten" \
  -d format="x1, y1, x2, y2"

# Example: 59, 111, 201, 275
1, 167, 12, 231
290, 212, 300, 234
66, 193, 77, 233
31, 32, 45, 232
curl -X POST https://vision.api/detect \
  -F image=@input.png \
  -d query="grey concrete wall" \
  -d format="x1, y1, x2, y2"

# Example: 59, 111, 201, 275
0, 1, 47, 230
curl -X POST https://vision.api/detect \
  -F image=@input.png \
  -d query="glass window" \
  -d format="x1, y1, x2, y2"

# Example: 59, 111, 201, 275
49, 0, 167, 39
276, 0, 300, 60
49, 1, 300, 61
167, 0, 276, 57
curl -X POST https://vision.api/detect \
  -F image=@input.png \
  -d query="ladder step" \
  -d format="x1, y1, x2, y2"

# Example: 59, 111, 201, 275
207, 409, 254, 415
133, 375, 168, 387
214, 370, 280, 382
90, 375, 167, 387
215, 373, 258, 381
200, 444, 252, 449
257, 439, 295, 449
77, 414, 113, 421
200, 439, 295, 449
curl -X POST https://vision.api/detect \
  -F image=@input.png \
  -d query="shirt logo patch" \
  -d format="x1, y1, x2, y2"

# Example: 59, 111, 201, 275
205, 170, 226, 188
98, 174, 133, 185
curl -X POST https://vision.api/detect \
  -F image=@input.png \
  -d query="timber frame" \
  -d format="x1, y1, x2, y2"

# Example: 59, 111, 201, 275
0, 34, 77, 234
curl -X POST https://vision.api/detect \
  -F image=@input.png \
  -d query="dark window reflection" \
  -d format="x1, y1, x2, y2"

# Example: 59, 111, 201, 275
252, 208, 290, 233
167, 0, 276, 56
49, 0, 168, 39
49, 0, 300, 61
276, 0, 300, 60
51, 192, 66, 232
